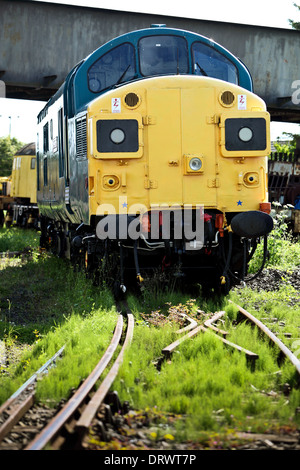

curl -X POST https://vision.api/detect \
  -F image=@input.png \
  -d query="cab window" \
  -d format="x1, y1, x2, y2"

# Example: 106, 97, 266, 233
88, 43, 136, 93
31, 157, 36, 169
139, 35, 188, 76
192, 42, 238, 84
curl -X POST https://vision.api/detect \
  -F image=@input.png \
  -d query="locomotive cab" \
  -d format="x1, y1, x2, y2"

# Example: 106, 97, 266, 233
37, 26, 273, 293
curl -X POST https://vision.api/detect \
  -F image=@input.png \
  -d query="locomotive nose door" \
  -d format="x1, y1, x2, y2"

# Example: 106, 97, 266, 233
181, 86, 217, 208
145, 84, 217, 209
145, 87, 183, 207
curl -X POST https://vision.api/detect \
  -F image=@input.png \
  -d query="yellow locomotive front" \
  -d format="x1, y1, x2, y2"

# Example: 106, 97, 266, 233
0, 176, 12, 226
37, 26, 274, 293
86, 75, 272, 291
9, 143, 38, 227
88, 76, 270, 215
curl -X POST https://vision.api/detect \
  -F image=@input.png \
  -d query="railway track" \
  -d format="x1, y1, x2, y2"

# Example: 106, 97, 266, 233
0, 309, 134, 450
0, 299, 299, 450
162, 301, 300, 376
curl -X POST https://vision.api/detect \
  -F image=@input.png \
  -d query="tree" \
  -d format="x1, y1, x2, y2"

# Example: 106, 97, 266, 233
0, 136, 24, 176
289, 2, 300, 29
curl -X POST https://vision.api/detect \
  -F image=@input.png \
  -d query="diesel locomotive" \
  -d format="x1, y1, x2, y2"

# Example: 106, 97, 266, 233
36, 25, 273, 294
0, 143, 38, 227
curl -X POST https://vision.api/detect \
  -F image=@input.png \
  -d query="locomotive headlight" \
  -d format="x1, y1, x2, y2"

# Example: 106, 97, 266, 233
96, 118, 139, 154
189, 157, 202, 171
238, 127, 253, 142
222, 117, 268, 154
110, 128, 125, 144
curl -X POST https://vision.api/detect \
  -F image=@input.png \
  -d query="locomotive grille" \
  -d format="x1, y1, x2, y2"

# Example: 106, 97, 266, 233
220, 91, 235, 106
124, 92, 140, 108
76, 116, 87, 158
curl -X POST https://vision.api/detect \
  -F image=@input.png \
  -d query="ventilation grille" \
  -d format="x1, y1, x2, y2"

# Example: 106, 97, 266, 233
2, 182, 7, 196
124, 92, 140, 108
220, 91, 235, 106
76, 116, 87, 158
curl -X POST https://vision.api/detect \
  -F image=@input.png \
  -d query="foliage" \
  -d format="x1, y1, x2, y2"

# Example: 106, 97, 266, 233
0, 227, 39, 252
114, 319, 299, 438
289, 2, 300, 29
0, 227, 300, 444
249, 203, 300, 272
0, 136, 24, 176
34, 309, 117, 405
273, 138, 295, 154
273, 130, 300, 153
0, 231, 116, 404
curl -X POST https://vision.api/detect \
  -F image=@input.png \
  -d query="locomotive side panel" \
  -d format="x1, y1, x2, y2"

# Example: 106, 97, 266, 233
37, 94, 77, 223
68, 115, 89, 224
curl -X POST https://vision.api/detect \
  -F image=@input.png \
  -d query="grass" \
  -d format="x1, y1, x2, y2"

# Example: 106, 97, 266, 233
113, 300, 300, 441
249, 208, 300, 272
0, 228, 118, 405
34, 309, 117, 404
113, 213, 300, 442
0, 227, 39, 252
0, 220, 299, 447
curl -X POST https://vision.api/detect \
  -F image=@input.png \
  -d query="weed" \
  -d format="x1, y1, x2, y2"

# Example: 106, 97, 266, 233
0, 227, 39, 252
249, 205, 300, 272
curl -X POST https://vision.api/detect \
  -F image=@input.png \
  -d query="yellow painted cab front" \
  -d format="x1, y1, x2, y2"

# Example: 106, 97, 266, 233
87, 75, 270, 220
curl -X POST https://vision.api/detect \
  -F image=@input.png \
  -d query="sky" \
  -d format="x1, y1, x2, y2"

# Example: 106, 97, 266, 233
1, 0, 300, 143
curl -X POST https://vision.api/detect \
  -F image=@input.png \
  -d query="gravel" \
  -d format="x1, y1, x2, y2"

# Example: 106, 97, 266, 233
244, 268, 300, 292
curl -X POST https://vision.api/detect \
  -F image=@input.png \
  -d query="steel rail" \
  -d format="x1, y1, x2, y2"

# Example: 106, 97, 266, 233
162, 325, 204, 357
162, 323, 258, 361
76, 313, 134, 435
25, 314, 126, 450
229, 300, 300, 377
176, 313, 198, 334
207, 326, 259, 362
0, 393, 35, 443
204, 311, 228, 337
0, 345, 65, 443
11, 345, 66, 401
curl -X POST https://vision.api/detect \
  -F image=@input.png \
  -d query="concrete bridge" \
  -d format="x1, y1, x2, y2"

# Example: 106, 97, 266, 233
1, 0, 300, 122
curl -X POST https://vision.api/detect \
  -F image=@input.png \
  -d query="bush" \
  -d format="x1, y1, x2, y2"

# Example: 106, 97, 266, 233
249, 205, 300, 272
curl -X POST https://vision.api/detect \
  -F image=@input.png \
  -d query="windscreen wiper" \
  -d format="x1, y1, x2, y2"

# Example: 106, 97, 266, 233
116, 65, 131, 85
196, 62, 208, 76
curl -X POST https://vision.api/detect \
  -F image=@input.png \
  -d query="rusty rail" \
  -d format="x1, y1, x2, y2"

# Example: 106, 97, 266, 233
0, 345, 65, 445
76, 313, 134, 435
229, 301, 300, 377
162, 323, 258, 362
25, 313, 134, 450
162, 325, 204, 358
204, 311, 228, 337
175, 314, 198, 334
0, 393, 35, 444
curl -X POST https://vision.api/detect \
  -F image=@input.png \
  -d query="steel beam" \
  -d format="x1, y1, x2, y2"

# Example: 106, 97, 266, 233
1, 0, 300, 121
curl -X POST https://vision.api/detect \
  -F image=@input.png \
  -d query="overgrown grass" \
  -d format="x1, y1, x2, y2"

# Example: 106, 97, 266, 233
0, 227, 39, 252
249, 207, 300, 272
0, 230, 118, 405
0, 308, 118, 405
114, 319, 299, 440
114, 211, 300, 442
0, 220, 299, 445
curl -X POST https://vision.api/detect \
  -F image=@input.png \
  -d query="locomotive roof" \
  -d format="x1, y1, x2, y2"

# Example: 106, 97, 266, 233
14, 142, 36, 156
38, 25, 253, 122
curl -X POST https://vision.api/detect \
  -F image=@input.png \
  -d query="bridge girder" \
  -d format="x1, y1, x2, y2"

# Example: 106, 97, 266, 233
1, 0, 300, 122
